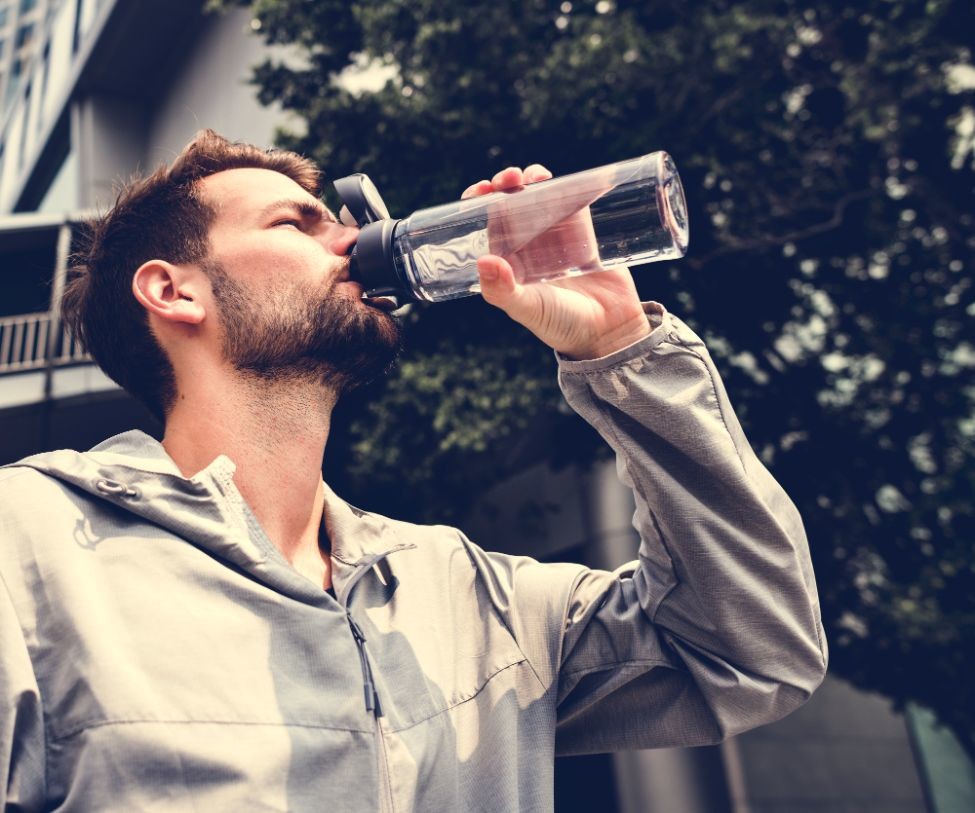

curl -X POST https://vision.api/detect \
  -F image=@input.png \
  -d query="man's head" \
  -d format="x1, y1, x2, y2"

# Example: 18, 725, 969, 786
62, 130, 402, 423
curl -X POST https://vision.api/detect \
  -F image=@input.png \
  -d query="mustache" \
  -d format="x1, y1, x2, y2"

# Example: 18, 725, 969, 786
335, 256, 352, 283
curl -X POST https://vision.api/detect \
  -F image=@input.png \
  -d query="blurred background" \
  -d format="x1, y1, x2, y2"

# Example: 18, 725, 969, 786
1, 0, 973, 810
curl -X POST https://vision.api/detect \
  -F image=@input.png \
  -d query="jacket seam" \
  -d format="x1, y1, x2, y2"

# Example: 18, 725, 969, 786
561, 657, 673, 679
387, 658, 527, 734
562, 386, 678, 624
50, 717, 373, 743
457, 533, 548, 694
673, 332, 750, 479
556, 566, 589, 682
672, 336, 826, 665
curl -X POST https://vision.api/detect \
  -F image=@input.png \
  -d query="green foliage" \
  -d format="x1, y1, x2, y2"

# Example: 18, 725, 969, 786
338, 301, 568, 492
219, 0, 975, 758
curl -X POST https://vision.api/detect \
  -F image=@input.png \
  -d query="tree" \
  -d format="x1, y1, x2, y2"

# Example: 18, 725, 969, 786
217, 0, 975, 759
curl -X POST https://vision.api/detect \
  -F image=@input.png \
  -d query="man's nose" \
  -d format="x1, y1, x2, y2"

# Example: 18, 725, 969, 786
328, 224, 360, 257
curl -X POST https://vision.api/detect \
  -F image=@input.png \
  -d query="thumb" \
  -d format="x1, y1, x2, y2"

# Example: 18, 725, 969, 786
477, 256, 536, 323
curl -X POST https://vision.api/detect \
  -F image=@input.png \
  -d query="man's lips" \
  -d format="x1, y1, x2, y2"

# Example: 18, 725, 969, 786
360, 294, 400, 312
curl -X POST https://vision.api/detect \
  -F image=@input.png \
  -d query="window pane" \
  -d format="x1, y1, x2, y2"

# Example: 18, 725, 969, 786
14, 22, 32, 48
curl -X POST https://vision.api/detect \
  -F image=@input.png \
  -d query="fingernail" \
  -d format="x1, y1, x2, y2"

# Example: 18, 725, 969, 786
479, 264, 499, 282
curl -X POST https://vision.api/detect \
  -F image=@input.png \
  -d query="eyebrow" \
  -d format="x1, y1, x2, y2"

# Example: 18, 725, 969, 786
259, 198, 338, 224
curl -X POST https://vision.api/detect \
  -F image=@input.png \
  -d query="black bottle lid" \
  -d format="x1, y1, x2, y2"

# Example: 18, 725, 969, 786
333, 173, 409, 297
349, 218, 406, 297
333, 173, 390, 225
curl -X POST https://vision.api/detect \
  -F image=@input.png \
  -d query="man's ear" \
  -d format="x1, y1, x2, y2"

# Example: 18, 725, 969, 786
131, 260, 206, 326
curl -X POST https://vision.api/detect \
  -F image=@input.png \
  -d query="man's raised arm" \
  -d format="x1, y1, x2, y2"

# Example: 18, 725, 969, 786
467, 164, 827, 753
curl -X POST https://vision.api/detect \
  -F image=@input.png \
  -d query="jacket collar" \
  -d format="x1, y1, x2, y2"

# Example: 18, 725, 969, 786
8, 430, 414, 602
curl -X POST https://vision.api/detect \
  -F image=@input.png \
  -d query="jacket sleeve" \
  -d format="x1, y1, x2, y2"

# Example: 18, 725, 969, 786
546, 302, 828, 754
0, 570, 45, 811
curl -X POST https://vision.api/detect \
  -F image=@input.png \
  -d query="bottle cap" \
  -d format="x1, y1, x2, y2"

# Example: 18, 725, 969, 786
333, 173, 390, 225
349, 218, 406, 297
333, 173, 408, 297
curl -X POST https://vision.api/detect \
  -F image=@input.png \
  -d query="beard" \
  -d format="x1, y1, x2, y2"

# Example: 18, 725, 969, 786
205, 259, 403, 393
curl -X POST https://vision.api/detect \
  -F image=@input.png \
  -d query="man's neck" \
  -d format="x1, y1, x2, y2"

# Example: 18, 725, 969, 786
161, 368, 338, 587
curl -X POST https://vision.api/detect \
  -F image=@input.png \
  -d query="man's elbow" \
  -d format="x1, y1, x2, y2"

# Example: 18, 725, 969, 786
717, 648, 829, 742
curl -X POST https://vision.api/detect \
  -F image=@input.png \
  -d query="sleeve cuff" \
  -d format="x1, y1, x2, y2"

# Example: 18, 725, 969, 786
556, 301, 672, 373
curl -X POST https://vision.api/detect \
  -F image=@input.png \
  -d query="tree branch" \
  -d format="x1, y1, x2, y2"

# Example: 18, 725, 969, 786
686, 188, 877, 269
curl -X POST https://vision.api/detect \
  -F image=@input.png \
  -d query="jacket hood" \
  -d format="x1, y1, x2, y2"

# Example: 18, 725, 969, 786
3, 430, 412, 603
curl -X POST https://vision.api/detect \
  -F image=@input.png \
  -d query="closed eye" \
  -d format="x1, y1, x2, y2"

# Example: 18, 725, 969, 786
272, 219, 303, 229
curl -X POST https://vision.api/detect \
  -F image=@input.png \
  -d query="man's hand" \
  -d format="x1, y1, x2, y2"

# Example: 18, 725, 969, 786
462, 165, 651, 360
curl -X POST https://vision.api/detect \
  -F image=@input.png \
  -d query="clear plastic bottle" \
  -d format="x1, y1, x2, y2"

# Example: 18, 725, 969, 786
336, 152, 688, 303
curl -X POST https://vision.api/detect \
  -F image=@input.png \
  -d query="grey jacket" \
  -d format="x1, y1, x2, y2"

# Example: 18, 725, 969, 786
0, 305, 827, 812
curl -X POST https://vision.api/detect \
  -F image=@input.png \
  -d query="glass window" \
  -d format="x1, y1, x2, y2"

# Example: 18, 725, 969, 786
18, 0, 36, 13
3, 61, 18, 104
14, 22, 32, 48
0, 6, 8, 29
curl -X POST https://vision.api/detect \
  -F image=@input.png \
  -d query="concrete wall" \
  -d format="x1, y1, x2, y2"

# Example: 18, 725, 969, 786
71, 7, 290, 210
1, 1, 291, 213
74, 92, 148, 208
733, 675, 929, 813
144, 7, 289, 166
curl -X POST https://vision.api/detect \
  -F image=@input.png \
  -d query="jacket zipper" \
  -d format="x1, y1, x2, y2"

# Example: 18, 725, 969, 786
347, 613, 394, 810
341, 554, 398, 810
347, 613, 382, 716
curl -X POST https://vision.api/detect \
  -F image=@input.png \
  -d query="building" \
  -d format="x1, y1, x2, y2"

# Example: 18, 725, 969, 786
1, 1, 972, 810
0, 0, 58, 113
0, 0, 285, 456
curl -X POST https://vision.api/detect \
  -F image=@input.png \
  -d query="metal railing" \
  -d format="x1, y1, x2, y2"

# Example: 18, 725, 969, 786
0, 310, 90, 373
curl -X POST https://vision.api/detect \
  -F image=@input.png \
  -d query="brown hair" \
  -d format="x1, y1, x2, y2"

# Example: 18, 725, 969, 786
61, 129, 321, 422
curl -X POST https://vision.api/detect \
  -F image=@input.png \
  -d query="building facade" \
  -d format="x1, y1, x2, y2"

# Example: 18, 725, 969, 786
0, 0, 286, 457
0, 1, 971, 811
0, 0, 59, 114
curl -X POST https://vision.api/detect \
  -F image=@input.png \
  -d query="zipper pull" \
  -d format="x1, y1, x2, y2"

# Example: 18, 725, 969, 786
347, 614, 383, 717
348, 614, 366, 644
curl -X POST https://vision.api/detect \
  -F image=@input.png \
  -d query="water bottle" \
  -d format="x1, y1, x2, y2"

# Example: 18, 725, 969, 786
334, 151, 688, 304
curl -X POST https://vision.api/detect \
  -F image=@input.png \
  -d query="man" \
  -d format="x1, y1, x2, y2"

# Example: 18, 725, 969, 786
0, 130, 827, 811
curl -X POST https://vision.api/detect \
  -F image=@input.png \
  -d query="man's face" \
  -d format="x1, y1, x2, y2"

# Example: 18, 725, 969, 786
197, 168, 402, 390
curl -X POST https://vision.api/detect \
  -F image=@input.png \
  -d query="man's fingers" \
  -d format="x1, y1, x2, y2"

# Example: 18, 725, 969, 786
461, 180, 493, 200
464, 165, 551, 200
524, 164, 553, 184
477, 256, 518, 301
477, 256, 541, 329
491, 167, 525, 191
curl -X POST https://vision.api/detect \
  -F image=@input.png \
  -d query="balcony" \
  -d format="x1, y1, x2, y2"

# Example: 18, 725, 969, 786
0, 211, 107, 406
0, 306, 116, 413
0, 210, 153, 464
0, 309, 89, 373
